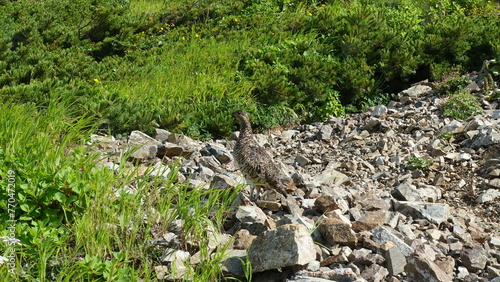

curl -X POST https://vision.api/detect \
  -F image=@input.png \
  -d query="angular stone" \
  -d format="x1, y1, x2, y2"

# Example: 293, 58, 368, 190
231, 205, 269, 235
292, 268, 359, 281
438, 120, 463, 135
381, 242, 407, 276
393, 201, 450, 224
434, 256, 455, 277
318, 218, 357, 246
405, 252, 452, 282
457, 266, 469, 279
128, 130, 161, 146
352, 210, 387, 232
203, 143, 233, 163
248, 224, 316, 273
221, 249, 247, 278
167, 133, 196, 147
295, 155, 311, 167
349, 248, 385, 265
460, 244, 488, 272
314, 194, 340, 213
130, 144, 158, 159
280, 130, 299, 141
392, 182, 422, 202
417, 185, 442, 203
489, 178, 500, 188
358, 194, 391, 211
317, 124, 333, 140
372, 226, 414, 257
154, 128, 171, 142
361, 264, 389, 282
313, 167, 349, 186
400, 85, 433, 98
490, 236, 500, 247
211, 173, 241, 190
160, 248, 191, 265
372, 105, 388, 117
469, 128, 500, 149
476, 189, 500, 203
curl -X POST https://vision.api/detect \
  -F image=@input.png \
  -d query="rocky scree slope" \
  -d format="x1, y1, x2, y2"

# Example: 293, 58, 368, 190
89, 72, 500, 281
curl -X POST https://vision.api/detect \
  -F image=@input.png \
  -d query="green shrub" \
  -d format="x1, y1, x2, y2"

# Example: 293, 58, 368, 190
407, 156, 433, 170
0, 0, 499, 138
433, 75, 471, 96
441, 92, 482, 120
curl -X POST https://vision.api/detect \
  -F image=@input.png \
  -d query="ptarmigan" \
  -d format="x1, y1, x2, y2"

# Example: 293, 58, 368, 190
232, 110, 296, 198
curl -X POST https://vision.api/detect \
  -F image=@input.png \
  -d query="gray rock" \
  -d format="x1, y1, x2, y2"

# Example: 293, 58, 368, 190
469, 128, 500, 149
160, 248, 191, 265
317, 124, 333, 141
405, 252, 452, 282
154, 128, 171, 142
475, 189, 500, 203
489, 178, 500, 188
203, 143, 233, 163
372, 226, 414, 257
295, 155, 311, 167
466, 81, 481, 92
291, 268, 359, 281
463, 116, 489, 131
129, 144, 158, 159
361, 264, 389, 282
211, 173, 241, 189
392, 182, 422, 202
128, 130, 161, 146
457, 266, 470, 279
460, 244, 488, 272
312, 166, 349, 187
158, 142, 194, 158
490, 236, 500, 247
248, 223, 316, 273
280, 130, 299, 141
289, 278, 334, 282
221, 249, 247, 278
381, 242, 407, 276
400, 84, 434, 98
349, 248, 385, 265
231, 205, 269, 235
167, 133, 196, 147
417, 185, 442, 203
372, 105, 388, 117
393, 201, 450, 225
438, 120, 463, 135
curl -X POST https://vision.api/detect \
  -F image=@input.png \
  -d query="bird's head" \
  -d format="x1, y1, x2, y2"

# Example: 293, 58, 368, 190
232, 110, 250, 123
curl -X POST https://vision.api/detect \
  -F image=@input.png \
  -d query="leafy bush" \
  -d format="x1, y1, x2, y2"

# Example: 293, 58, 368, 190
433, 76, 471, 96
0, 0, 499, 137
441, 92, 482, 120
407, 156, 434, 170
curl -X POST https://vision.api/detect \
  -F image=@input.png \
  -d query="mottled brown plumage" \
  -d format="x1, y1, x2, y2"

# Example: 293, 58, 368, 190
232, 110, 296, 198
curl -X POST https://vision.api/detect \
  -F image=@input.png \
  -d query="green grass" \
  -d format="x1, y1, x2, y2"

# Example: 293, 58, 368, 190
0, 0, 499, 280
441, 92, 483, 120
0, 99, 240, 280
1, 0, 498, 139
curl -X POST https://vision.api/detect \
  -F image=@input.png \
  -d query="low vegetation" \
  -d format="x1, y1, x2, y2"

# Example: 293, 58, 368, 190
0, 0, 499, 280
1, 0, 499, 138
